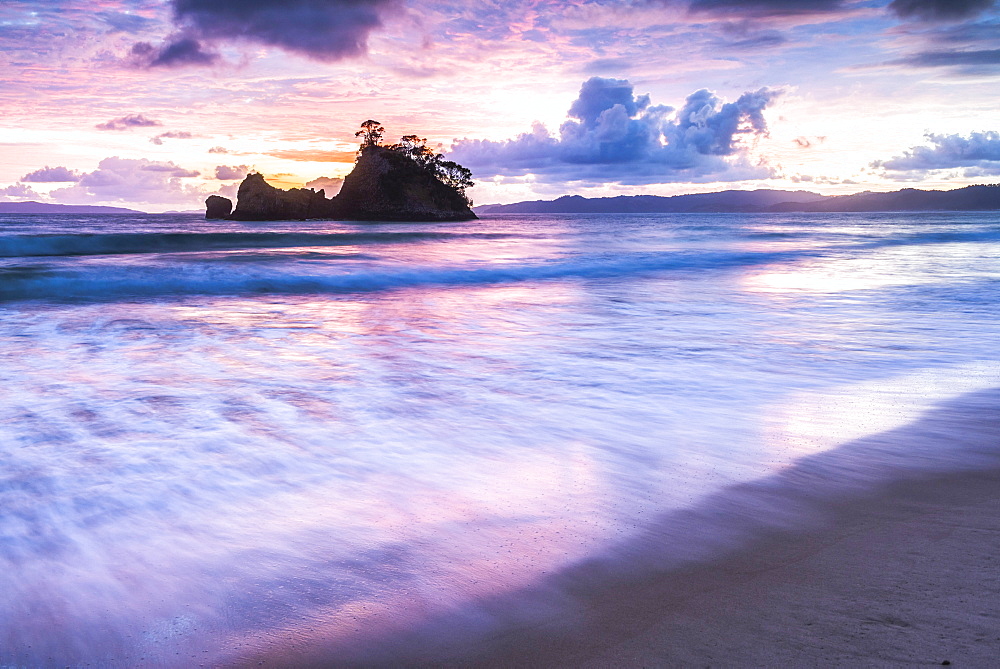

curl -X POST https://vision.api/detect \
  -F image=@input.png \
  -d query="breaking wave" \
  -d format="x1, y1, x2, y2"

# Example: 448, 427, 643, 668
0, 248, 807, 302
0, 231, 517, 258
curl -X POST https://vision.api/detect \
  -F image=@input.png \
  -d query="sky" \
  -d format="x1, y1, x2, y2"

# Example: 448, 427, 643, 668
1, 0, 999, 211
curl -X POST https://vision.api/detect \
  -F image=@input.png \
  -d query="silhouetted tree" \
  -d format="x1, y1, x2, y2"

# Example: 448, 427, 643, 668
433, 160, 474, 197
380, 130, 476, 205
355, 120, 384, 153
387, 135, 439, 169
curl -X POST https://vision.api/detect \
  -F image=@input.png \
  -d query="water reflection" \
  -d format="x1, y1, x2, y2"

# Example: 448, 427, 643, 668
1, 211, 999, 664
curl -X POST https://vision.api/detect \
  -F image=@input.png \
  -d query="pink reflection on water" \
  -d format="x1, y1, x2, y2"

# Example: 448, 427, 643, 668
217, 445, 608, 664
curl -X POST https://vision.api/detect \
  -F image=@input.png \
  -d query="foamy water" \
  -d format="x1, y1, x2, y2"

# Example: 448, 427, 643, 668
1, 211, 998, 665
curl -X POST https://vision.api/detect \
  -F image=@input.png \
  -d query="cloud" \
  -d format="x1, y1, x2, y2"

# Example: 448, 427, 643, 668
885, 13, 1000, 72
0, 183, 41, 200
150, 131, 195, 145
304, 175, 344, 195
208, 146, 230, 154
133, 0, 401, 67
677, 0, 995, 23
926, 21, 1000, 46
48, 157, 205, 205
20, 166, 80, 182
872, 131, 1000, 176
889, 0, 996, 21
215, 165, 251, 180
687, 0, 846, 16
96, 114, 162, 131
129, 37, 220, 68
727, 32, 788, 48
96, 11, 157, 34
793, 135, 826, 148
898, 48, 1000, 68
267, 149, 358, 163
449, 76, 780, 185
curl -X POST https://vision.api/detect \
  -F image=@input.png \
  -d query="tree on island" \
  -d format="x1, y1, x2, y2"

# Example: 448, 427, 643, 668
387, 134, 438, 169
355, 119, 385, 152
434, 159, 474, 194
355, 121, 475, 205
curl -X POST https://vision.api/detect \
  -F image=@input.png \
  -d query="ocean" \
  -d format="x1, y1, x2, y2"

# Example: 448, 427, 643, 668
1, 211, 998, 665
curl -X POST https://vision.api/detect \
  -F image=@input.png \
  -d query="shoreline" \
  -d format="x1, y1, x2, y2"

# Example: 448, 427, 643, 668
468, 388, 1000, 668
481, 466, 1000, 667
260, 388, 1000, 667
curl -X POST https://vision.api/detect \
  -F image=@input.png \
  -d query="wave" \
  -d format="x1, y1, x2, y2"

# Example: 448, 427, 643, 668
0, 249, 807, 302
1, 224, 997, 302
0, 231, 517, 258
1, 224, 996, 260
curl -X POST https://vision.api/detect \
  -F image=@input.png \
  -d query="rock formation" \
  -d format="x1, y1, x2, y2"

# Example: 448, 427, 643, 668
228, 174, 337, 221
212, 146, 476, 222
205, 194, 233, 219
334, 146, 475, 221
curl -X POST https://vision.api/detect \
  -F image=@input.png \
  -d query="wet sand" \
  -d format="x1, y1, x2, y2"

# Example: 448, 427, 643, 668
252, 390, 1000, 667
543, 468, 1000, 667
469, 432, 1000, 666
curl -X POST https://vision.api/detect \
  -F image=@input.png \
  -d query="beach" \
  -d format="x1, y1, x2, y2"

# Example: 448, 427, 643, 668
268, 388, 1000, 667
579, 466, 1000, 668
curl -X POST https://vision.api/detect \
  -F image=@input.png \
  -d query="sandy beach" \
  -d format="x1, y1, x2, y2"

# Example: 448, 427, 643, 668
474, 467, 1000, 668
274, 389, 1000, 667
459, 392, 1000, 668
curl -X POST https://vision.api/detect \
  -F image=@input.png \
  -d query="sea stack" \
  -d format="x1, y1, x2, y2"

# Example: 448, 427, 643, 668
218, 147, 477, 222
229, 173, 337, 221
334, 146, 476, 221
204, 194, 233, 219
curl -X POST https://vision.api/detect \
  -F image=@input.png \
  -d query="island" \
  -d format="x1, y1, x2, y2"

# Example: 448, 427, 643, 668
207, 121, 477, 222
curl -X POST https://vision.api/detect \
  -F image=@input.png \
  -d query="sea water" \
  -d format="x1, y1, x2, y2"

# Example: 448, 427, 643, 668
1, 211, 998, 664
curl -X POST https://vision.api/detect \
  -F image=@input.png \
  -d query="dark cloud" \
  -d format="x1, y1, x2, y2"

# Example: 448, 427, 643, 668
889, 0, 996, 21
687, 0, 846, 16
449, 77, 780, 185
885, 14, 1000, 73
96, 114, 162, 131
150, 131, 195, 145
20, 166, 80, 183
872, 131, 1000, 176
900, 48, 1000, 67
714, 20, 789, 50
130, 38, 220, 68
214, 165, 251, 180
927, 21, 1000, 45
143, 0, 400, 65
684, 0, 994, 22
584, 57, 635, 75
727, 32, 787, 48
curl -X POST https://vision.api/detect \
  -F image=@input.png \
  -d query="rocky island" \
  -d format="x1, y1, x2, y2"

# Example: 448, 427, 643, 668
207, 122, 476, 222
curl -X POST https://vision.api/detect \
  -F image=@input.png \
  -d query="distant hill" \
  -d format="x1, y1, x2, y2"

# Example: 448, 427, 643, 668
769, 184, 1000, 212
476, 190, 822, 214
0, 201, 143, 214
476, 184, 1000, 214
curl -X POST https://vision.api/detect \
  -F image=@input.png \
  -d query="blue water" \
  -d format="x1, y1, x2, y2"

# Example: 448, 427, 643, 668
1, 211, 998, 664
